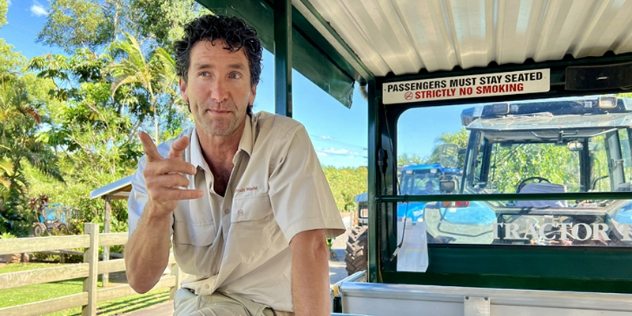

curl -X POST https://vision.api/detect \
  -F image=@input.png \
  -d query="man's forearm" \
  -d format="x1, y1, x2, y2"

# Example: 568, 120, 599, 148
125, 203, 172, 293
291, 232, 331, 315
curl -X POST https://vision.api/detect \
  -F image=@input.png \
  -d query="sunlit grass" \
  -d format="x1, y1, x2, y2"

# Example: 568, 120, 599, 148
0, 262, 171, 315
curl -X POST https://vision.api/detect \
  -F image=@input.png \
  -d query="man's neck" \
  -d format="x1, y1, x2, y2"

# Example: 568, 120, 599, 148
196, 118, 246, 169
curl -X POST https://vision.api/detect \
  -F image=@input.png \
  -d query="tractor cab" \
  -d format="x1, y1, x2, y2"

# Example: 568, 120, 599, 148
415, 96, 632, 246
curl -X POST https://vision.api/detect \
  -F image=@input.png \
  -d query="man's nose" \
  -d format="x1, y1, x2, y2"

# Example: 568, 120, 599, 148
210, 78, 228, 103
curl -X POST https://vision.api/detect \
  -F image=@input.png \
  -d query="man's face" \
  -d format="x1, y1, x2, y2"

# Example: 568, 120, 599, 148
426, 183, 434, 193
180, 40, 257, 137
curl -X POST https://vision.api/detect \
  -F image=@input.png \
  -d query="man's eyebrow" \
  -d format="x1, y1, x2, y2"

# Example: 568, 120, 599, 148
192, 63, 214, 70
227, 63, 247, 70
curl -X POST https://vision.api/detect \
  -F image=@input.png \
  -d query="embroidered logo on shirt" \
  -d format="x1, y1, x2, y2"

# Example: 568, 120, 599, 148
235, 186, 258, 193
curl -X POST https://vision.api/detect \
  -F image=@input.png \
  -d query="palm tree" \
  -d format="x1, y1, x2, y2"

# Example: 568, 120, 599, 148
0, 77, 64, 233
108, 32, 178, 144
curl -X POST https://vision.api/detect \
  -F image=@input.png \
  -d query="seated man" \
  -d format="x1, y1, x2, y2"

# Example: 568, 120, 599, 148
124, 15, 345, 316
425, 181, 435, 194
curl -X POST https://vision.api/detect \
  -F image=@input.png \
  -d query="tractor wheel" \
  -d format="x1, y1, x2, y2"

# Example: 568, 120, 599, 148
345, 226, 368, 275
33, 223, 47, 236
56, 223, 69, 234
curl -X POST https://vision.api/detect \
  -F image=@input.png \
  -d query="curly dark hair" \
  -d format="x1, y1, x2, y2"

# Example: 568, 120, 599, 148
174, 15, 263, 88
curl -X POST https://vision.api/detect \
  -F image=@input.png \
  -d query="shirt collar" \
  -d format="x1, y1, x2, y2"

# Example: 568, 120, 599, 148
190, 115, 254, 169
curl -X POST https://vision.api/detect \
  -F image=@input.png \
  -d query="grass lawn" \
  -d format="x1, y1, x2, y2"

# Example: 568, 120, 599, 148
0, 262, 171, 315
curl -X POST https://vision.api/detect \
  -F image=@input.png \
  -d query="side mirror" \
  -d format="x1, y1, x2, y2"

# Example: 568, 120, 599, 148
438, 144, 459, 168
440, 180, 456, 193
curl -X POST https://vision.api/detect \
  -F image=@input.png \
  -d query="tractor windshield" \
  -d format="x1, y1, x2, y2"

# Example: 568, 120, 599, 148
397, 95, 632, 247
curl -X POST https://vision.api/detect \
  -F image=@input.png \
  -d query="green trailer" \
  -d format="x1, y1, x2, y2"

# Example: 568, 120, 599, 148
196, 1, 632, 315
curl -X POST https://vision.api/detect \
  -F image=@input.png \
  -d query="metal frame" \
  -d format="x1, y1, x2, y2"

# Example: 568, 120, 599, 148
195, 0, 632, 295
274, 0, 292, 117
370, 53, 632, 291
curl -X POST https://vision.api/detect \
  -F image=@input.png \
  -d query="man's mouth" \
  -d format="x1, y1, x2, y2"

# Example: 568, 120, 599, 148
206, 109, 231, 114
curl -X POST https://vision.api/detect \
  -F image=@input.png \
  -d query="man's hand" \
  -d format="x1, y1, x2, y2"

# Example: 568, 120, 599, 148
126, 132, 204, 294
139, 131, 204, 217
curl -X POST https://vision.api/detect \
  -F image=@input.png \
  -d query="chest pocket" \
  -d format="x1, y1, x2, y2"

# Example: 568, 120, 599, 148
173, 222, 217, 246
231, 194, 273, 223
173, 204, 217, 247
230, 194, 274, 263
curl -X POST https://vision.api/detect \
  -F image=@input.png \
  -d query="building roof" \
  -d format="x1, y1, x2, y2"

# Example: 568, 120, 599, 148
89, 175, 133, 200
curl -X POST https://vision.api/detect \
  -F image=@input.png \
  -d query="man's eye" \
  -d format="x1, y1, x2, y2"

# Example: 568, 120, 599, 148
200, 71, 210, 77
229, 73, 241, 79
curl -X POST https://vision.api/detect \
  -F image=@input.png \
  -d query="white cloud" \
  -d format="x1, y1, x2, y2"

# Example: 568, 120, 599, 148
320, 135, 333, 140
7, 0, 11, 7
30, 1, 48, 17
322, 147, 359, 156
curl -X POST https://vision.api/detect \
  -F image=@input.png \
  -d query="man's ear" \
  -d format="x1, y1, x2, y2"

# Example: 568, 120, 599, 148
179, 77, 189, 102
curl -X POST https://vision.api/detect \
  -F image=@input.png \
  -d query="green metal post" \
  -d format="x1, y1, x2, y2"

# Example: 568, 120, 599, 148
274, 0, 292, 117
367, 79, 379, 283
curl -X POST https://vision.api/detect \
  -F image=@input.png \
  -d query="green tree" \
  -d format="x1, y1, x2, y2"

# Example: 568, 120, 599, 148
322, 166, 368, 211
0, 77, 64, 234
131, 0, 203, 51
37, 0, 112, 53
108, 32, 180, 143
398, 153, 424, 167
0, 0, 7, 27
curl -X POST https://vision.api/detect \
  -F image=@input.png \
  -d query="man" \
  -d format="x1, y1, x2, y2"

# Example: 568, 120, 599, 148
125, 15, 345, 316
425, 181, 434, 194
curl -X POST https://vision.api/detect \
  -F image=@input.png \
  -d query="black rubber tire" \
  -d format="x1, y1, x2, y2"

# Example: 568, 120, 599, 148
345, 226, 368, 275
56, 223, 69, 234
33, 223, 46, 236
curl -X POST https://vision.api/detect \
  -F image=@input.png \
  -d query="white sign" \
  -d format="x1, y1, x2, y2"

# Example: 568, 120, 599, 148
396, 221, 428, 272
383, 69, 550, 104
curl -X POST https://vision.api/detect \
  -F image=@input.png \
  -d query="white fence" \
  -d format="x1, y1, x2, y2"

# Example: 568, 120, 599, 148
0, 223, 181, 316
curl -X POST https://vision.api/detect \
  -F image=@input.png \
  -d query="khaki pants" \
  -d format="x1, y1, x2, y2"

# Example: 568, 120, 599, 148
174, 288, 294, 316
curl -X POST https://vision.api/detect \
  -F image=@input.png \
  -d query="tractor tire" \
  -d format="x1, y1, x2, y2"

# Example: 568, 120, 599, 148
345, 226, 368, 275
33, 223, 47, 236
56, 223, 69, 234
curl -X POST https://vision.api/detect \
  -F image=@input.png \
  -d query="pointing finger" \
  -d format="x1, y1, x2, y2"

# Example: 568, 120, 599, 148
139, 131, 163, 162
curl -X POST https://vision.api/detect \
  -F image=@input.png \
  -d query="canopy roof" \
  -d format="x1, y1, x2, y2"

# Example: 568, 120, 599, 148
89, 175, 132, 200
311, 0, 632, 76
198, 0, 632, 109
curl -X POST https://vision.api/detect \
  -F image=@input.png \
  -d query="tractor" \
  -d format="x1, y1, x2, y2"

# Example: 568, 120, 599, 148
346, 164, 462, 275
33, 203, 73, 236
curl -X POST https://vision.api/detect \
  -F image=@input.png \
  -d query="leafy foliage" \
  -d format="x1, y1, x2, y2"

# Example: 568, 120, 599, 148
0, 76, 64, 235
0, 0, 7, 28
322, 166, 367, 211
37, 0, 112, 54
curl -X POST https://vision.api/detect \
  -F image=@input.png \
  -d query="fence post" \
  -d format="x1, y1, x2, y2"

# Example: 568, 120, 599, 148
169, 262, 182, 300
83, 223, 99, 316
103, 196, 111, 288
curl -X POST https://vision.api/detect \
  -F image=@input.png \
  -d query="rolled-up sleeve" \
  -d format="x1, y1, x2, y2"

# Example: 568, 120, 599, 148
268, 125, 346, 244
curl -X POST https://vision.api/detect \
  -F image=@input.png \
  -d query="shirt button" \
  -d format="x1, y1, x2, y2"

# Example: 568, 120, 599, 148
205, 284, 210, 289
238, 209, 244, 216
224, 209, 230, 215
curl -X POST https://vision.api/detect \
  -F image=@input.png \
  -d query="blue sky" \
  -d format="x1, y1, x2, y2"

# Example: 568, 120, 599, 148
0, 0, 466, 167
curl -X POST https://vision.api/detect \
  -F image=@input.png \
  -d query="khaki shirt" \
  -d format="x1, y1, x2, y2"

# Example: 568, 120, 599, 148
128, 111, 346, 311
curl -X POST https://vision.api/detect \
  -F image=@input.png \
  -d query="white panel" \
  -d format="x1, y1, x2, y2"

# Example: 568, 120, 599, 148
343, 296, 464, 316
307, 0, 632, 76
464, 296, 491, 316
533, 0, 597, 62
